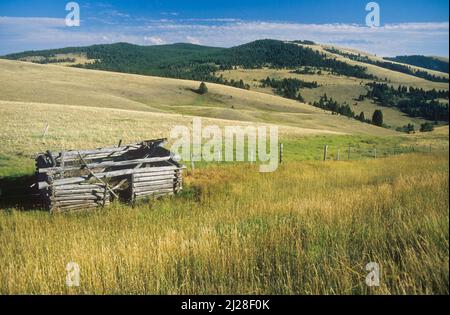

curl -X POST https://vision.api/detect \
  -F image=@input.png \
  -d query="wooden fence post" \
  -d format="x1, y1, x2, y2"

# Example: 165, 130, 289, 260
279, 143, 284, 164
190, 152, 195, 170
42, 122, 49, 140
323, 145, 328, 161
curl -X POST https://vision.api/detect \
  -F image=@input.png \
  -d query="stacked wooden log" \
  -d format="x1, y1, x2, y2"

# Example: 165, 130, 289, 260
131, 166, 183, 202
46, 183, 110, 213
35, 139, 184, 213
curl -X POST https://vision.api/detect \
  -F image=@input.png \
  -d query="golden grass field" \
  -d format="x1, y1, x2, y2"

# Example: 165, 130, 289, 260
0, 56, 449, 295
0, 153, 448, 294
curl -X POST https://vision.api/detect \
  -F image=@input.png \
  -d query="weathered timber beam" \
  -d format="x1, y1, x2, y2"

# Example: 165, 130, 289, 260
134, 192, 174, 199
53, 200, 106, 207
134, 188, 175, 196
51, 194, 107, 201
52, 184, 106, 190
53, 189, 105, 196
39, 156, 172, 174
133, 172, 180, 180
133, 181, 176, 189
133, 175, 176, 183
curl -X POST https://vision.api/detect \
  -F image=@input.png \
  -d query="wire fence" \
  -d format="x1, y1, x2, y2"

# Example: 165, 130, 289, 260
320, 144, 448, 162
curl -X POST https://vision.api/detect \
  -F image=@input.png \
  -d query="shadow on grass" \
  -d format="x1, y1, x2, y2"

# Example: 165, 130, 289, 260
187, 88, 204, 95
0, 174, 45, 211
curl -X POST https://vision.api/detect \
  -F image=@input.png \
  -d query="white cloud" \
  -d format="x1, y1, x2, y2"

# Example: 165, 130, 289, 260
144, 36, 166, 45
0, 16, 448, 57
186, 36, 201, 45
0, 16, 66, 27
108, 10, 130, 18
161, 12, 179, 17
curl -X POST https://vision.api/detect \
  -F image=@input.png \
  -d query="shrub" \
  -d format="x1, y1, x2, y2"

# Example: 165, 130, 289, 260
420, 122, 435, 132
198, 82, 208, 95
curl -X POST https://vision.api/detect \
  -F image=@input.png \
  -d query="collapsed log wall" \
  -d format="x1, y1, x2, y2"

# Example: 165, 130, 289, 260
35, 139, 184, 213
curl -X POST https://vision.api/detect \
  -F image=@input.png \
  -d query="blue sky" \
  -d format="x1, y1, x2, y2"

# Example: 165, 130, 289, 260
0, 0, 449, 56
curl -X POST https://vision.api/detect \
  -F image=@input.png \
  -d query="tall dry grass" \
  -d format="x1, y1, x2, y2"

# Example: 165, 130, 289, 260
0, 153, 448, 294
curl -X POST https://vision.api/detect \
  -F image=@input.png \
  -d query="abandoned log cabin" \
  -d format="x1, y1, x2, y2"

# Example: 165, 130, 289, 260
35, 139, 184, 213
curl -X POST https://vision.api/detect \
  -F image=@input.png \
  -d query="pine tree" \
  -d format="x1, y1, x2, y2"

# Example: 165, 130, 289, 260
358, 112, 365, 122
372, 110, 384, 126
198, 82, 208, 95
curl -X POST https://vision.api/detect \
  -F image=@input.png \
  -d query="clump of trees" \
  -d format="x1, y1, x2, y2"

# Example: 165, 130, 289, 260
313, 95, 385, 127
227, 79, 250, 90
313, 94, 355, 118
420, 122, 435, 132
360, 82, 449, 122
260, 77, 319, 102
290, 67, 323, 75
398, 122, 435, 133
35, 57, 76, 64
396, 124, 415, 134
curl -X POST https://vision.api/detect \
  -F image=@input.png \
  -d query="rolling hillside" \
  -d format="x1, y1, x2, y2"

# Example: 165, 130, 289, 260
2, 40, 377, 81
3, 39, 447, 130
0, 57, 399, 176
0, 58, 393, 135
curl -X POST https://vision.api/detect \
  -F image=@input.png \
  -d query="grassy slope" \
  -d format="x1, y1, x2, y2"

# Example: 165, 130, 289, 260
219, 43, 449, 129
0, 58, 395, 132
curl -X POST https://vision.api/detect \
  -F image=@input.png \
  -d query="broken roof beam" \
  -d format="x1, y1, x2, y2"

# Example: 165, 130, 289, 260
38, 155, 172, 174
35, 139, 168, 161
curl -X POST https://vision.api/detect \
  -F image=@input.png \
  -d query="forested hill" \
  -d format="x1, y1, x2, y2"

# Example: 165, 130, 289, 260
2, 40, 376, 81
2, 42, 224, 78
384, 55, 449, 74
